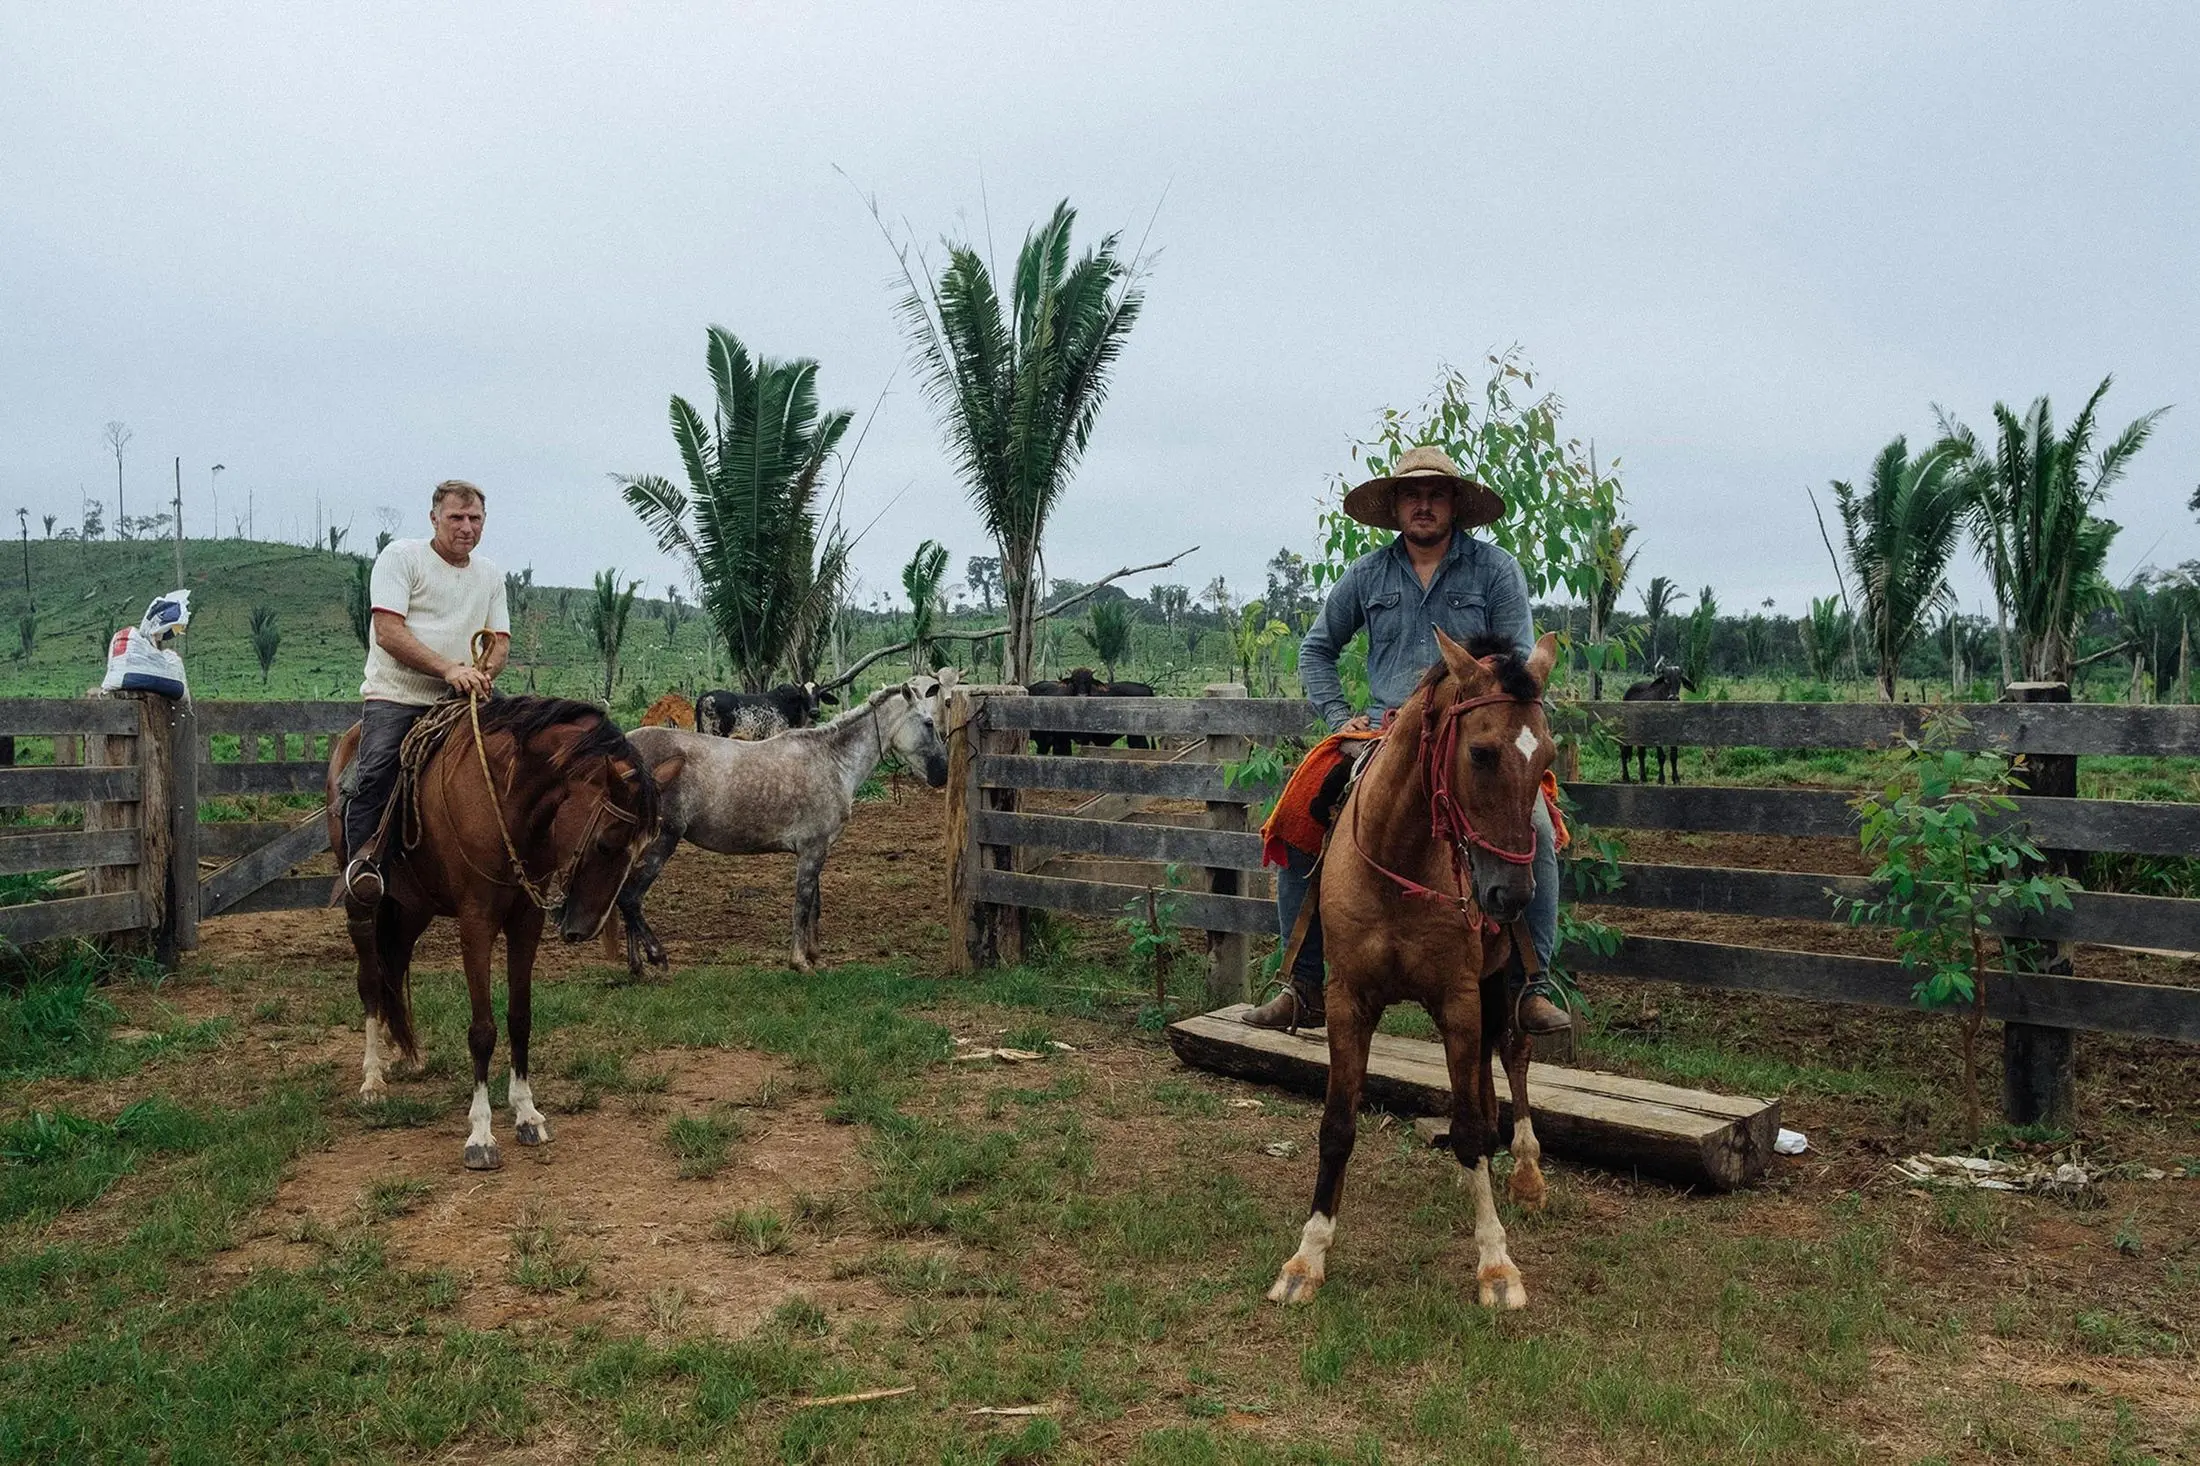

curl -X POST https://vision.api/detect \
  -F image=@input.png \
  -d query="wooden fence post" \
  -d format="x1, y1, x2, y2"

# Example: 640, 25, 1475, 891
944, 686, 1027, 972
135, 694, 179, 967
82, 695, 146, 956
2004, 680, 2077, 1129
1202, 684, 1251, 1009
167, 698, 198, 958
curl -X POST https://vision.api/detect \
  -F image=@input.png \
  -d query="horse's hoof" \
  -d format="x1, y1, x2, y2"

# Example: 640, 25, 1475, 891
1477, 1263, 1528, 1311
359, 1079, 386, 1101
1266, 1261, 1322, 1305
463, 1143, 503, 1172
1508, 1163, 1548, 1212
515, 1120, 549, 1146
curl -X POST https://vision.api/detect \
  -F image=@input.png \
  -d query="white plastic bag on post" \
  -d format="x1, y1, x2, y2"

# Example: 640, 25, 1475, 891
101, 589, 192, 698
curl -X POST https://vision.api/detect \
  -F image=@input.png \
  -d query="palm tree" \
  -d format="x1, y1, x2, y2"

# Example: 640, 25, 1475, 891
1833, 437, 1966, 700
249, 605, 280, 686
587, 568, 640, 702
901, 539, 951, 672
1682, 585, 1719, 690
1801, 596, 1848, 683
1076, 599, 1134, 680
896, 200, 1144, 683
617, 326, 852, 693
1587, 514, 1638, 697
1639, 575, 1686, 666
1941, 378, 2165, 685
1742, 614, 1770, 673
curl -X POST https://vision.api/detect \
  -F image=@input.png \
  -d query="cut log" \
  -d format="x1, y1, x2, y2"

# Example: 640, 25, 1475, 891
1166, 1005, 1779, 1191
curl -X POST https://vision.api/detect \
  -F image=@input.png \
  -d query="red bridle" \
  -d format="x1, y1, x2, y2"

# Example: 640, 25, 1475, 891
1345, 675, 1543, 930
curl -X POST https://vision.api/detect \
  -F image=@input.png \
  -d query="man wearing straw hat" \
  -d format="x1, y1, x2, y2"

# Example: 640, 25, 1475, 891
1242, 446, 1569, 1034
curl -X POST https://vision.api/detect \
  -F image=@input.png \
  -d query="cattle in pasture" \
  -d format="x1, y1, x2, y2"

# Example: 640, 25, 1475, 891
694, 682, 839, 740
640, 692, 696, 730
614, 678, 950, 974
1027, 668, 1155, 754
1619, 663, 1695, 785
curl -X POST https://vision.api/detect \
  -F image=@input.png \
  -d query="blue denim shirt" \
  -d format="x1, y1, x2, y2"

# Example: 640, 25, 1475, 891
1298, 530, 1534, 731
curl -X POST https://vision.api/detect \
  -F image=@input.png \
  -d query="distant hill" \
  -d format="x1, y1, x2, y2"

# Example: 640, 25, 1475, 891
0, 536, 719, 707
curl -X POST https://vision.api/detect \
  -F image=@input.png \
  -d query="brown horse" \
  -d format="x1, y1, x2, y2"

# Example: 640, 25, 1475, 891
327, 697, 678, 1171
1269, 628, 1560, 1311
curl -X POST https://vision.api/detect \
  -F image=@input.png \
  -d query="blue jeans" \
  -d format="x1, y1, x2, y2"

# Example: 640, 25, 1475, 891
1276, 798, 1557, 990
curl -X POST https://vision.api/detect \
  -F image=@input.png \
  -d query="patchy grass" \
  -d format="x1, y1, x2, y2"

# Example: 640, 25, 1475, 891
506, 1200, 592, 1293
664, 1108, 743, 1180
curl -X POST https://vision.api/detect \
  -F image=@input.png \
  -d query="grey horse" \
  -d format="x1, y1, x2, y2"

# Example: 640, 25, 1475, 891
614, 678, 951, 974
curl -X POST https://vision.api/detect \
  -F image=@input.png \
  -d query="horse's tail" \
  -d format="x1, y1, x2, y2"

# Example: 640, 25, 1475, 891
372, 897, 419, 1059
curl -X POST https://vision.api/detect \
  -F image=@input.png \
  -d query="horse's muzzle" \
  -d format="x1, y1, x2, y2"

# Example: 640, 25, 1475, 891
1477, 876, 1533, 924
921, 752, 949, 788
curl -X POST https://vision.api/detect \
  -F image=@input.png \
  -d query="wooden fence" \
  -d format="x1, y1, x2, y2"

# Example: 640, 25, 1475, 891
945, 682, 2200, 1127
2, 696, 353, 956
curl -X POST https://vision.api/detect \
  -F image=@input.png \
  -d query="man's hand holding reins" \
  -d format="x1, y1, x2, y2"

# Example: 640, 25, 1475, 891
443, 662, 494, 698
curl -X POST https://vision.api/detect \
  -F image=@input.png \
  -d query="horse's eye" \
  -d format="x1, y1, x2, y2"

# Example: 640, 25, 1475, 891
1469, 745, 1500, 769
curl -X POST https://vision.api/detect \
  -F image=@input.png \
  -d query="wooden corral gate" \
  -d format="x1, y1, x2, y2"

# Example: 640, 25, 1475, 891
945, 681, 2200, 1129
942, 685, 1307, 1005
2, 696, 356, 958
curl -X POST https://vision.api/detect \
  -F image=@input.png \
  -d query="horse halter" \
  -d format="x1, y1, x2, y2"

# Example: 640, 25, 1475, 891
1346, 671, 1543, 928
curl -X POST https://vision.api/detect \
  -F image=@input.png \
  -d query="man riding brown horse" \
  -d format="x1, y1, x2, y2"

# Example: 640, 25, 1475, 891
1245, 445, 1569, 1036
341, 479, 510, 904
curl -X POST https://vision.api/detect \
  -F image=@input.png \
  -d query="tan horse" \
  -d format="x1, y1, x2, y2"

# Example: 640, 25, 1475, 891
327, 697, 678, 1170
1269, 629, 1560, 1311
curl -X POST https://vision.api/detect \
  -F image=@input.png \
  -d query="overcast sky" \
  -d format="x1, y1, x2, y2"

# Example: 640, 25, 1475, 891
4, 4, 2194, 625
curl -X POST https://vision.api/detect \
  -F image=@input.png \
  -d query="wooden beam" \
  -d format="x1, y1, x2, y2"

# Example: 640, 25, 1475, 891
1571, 933, 2200, 1042
1566, 860, 2200, 952
1165, 1006, 1779, 1190
0, 828, 140, 877
1561, 698, 2200, 757
975, 810, 1265, 871
978, 753, 1273, 804
0, 766, 143, 805
983, 695, 1316, 739
214, 875, 333, 917
166, 698, 197, 957
1563, 781, 2200, 858
0, 891, 144, 946
975, 868, 1276, 935
0, 699, 143, 736
199, 763, 328, 797
199, 810, 333, 919
193, 702, 363, 735
197, 822, 310, 860
1203, 684, 1253, 1009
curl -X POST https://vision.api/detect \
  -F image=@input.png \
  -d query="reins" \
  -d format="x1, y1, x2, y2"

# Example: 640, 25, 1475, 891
395, 631, 644, 914
1343, 670, 1540, 933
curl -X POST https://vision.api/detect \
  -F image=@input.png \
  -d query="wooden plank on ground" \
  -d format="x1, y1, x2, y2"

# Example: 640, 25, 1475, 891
975, 868, 1274, 935
1572, 933, 2200, 1043
979, 753, 1270, 804
985, 696, 1316, 739
0, 765, 143, 806
1566, 861, 2200, 953
215, 875, 334, 917
199, 810, 333, 918
0, 827, 140, 877
1562, 699, 2200, 757
0, 699, 143, 736
1165, 1005, 1778, 1190
0, 890, 145, 945
1564, 782, 2200, 858
200, 762, 328, 797
976, 809, 1265, 871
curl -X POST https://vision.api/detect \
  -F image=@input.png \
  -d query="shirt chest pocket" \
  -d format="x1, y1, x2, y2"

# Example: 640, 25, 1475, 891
1443, 591, 1491, 643
1362, 589, 1404, 637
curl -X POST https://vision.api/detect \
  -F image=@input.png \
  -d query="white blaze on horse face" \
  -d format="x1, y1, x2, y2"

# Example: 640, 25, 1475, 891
1513, 724, 1543, 766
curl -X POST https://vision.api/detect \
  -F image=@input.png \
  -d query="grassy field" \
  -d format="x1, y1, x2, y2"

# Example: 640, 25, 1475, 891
1, 923, 2194, 1463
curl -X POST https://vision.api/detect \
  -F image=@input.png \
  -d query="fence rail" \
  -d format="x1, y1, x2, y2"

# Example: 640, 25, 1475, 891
1563, 696, 2200, 757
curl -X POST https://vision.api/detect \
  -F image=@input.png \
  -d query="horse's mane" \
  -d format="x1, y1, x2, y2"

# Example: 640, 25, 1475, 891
807, 682, 913, 736
1407, 636, 1541, 706
469, 695, 660, 822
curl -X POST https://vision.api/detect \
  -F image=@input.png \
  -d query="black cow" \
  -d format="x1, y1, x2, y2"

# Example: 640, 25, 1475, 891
695, 682, 839, 740
1026, 670, 1157, 754
1619, 663, 1695, 784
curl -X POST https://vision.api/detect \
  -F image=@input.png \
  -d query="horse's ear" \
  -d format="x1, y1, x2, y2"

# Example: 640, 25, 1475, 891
650, 754, 684, 787
1525, 631, 1559, 689
1434, 627, 1490, 690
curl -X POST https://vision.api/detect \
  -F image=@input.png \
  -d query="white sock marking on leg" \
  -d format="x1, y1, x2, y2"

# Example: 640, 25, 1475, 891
1472, 1158, 1511, 1273
510, 1070, 549, 1141
360, 1018, 387, 1095
1511, 1115, 1542, 1172
467, 1082, 494, 1150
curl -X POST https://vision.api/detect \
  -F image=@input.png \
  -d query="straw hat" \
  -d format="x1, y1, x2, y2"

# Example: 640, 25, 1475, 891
1341, 445, 1505, 531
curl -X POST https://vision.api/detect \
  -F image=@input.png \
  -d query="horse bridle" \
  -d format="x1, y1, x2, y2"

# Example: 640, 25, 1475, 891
1344, 676, 1542, 929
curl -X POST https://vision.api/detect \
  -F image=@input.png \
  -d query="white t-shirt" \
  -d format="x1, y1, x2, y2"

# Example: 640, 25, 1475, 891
361, 538, 511, 705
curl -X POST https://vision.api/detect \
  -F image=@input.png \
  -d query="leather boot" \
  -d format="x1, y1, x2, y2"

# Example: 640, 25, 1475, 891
1516, 987, 1573, 1035
1241, 979, 1324, 1032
